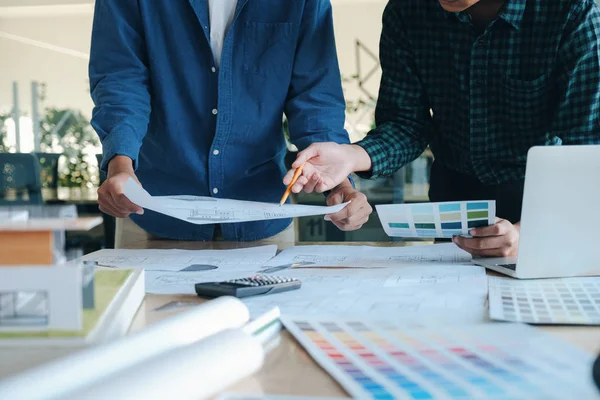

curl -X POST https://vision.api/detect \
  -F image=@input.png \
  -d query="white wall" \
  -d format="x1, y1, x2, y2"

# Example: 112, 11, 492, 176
0, 0, 92, 7
0, 13, 93, 116
333, 1, 385, 103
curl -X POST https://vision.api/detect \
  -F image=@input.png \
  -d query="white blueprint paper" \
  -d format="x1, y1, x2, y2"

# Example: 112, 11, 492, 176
123, 178, 348, 225
244, 244, 487, 323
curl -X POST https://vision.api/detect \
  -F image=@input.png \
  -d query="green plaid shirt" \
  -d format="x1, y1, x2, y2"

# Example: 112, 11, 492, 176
358, 0, 600, 184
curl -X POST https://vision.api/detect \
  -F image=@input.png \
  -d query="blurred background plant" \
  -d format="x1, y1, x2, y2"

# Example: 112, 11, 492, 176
39, 107, 100, 188
0, 113, 10, 153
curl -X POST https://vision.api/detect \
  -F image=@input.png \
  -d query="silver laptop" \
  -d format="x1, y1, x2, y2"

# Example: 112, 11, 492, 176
473, 145, 600, 279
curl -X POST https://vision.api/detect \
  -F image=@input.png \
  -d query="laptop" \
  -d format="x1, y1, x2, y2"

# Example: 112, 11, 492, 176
473, 145, 600, 279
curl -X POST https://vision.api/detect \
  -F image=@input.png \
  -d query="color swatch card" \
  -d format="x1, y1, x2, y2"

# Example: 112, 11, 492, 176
489, 276, 600, 325
282, 317, 598, 399
376, 201, 495, 239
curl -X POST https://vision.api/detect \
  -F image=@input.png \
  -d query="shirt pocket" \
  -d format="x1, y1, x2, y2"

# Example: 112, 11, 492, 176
497, 73, 552, 132
243, 22, 294, 76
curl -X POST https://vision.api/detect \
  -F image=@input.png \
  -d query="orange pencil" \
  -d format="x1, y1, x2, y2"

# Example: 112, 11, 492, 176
279, 163, 306, 206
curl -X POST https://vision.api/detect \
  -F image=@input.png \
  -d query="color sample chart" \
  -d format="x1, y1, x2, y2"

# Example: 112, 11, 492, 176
376, 201, 495, 239
282, 317, 598, 399
489, 276, 600, 325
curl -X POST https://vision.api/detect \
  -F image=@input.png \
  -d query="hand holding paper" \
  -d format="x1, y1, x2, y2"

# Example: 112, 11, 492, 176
97, 156, 144, 218
123, 178, 349, 225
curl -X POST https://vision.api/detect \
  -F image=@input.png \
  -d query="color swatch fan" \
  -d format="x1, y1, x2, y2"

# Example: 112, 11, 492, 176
488, 276, 600, 325
376, 201, 495, 239
282, 317, 599, 399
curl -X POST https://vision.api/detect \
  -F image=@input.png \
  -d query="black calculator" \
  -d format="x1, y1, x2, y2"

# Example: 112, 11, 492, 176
195, 275, 301, 299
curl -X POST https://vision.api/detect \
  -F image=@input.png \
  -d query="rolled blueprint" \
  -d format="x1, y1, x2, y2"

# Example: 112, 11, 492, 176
0, 296, 249, 400
62, 329, 265, 400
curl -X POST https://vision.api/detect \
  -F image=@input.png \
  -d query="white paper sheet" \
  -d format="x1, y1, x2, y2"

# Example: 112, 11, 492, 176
83, 244, 488, 323
123, 178, 349, 225
258, 243, 472, 272
376, 200, 496, 238
242, 244, 487, 323
82, 246, 278, 294
242, 268, 488, 323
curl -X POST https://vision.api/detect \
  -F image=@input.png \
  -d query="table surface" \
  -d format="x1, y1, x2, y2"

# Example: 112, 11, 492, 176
0, 239, 597, 397
125, 239, 600, 398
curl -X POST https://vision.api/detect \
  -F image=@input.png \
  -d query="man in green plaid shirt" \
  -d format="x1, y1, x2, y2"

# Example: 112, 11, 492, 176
285, 0, 600, 257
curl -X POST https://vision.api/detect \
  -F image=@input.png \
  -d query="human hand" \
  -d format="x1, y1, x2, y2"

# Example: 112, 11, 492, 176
283, 143, 372, 194
453, 219, 520, 258
324, 181, 372, 231
97, 155, 144, 218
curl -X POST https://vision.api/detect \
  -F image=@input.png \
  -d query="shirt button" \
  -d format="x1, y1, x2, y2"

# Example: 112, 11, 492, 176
213, 149, 220, 156
213, 188, 219, 194
211, 67, 216, 73
212, 109, 218, 115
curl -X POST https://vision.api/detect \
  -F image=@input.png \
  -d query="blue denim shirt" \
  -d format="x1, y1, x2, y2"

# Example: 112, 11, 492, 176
89, 0, 349, 241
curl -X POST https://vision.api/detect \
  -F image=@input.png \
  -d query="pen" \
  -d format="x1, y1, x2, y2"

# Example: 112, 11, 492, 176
279, 162, 306, 206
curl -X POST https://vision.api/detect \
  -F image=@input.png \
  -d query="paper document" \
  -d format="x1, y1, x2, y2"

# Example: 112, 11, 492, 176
283, 318, 599, 400
241, 244, 487, 323
258, 243, 472, 271
83, 244, 488, 323
82, 246, 278, 294
242, 267, 488, 323
489, 276, 600, 325
123, 178, 348, 225
377, 200, 496, 238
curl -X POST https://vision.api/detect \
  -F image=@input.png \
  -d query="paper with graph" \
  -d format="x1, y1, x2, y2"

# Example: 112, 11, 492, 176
82, 246, 278, 294
123, 178, 348, 225
377, 201, 496, 239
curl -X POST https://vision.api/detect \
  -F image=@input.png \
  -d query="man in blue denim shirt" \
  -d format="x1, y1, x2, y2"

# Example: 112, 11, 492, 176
90, 0, 372, 245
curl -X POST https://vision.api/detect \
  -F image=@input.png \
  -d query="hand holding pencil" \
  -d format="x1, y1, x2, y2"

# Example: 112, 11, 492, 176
280, 163, 306, 206
281, 144, 373, 231
282, 143, 366, 196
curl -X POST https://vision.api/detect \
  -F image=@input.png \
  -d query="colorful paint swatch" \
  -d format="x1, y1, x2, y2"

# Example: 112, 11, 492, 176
489, 277, 600, 325
376, 201, 496, 239
283, 317, 598, 399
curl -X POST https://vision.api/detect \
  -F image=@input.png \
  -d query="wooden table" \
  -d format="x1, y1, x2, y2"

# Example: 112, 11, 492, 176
125, 239, 600, 398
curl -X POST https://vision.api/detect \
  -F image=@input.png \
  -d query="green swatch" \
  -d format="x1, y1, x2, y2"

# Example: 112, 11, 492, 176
467, 211, 488, 219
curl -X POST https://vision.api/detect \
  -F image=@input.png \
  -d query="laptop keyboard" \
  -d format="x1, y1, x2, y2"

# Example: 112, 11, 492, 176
496, 263, 517, 271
